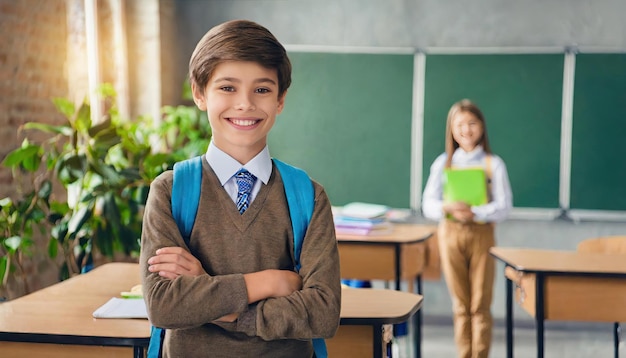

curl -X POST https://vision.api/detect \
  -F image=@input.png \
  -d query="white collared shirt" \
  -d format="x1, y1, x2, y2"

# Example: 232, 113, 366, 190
421, 145, 513, 223
205, 141, 273, 204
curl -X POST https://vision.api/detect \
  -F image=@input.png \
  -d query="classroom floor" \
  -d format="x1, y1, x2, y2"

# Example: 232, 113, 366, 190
393, 321, 624, 358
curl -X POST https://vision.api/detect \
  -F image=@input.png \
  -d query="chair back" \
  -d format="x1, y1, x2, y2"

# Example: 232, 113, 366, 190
576, 236, 626, 254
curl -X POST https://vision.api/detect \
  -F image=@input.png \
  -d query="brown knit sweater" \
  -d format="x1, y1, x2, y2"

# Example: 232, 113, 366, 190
140, 158, 341, 358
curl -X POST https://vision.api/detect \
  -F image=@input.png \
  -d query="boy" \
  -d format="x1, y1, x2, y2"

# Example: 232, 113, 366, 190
139, 20, 342, 357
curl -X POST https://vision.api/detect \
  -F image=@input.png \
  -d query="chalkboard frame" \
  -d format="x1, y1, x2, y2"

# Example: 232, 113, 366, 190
421, 53, 565, 210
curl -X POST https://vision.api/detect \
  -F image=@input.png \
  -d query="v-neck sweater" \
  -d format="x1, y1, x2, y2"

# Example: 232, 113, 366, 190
140, 157, 341, 358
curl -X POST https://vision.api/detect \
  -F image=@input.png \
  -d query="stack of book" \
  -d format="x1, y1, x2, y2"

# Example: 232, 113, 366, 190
333, 202, 392, 236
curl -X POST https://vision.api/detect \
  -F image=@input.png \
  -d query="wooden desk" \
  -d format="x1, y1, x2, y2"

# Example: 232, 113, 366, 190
336, 223, 435, 358
0, 262, 423, 358
328, 287, 423, 358
490, 247, 626, 358
0, 262, 150, 358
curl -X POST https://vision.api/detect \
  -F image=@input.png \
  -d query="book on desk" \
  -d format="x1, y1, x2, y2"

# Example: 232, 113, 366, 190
333, 202, 393, 236
93, 297, 148, 319
92, 284, 147, 319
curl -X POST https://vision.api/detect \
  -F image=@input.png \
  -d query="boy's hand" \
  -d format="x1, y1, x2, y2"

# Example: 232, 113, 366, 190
268, 269, 303, 297
243, 269, 302, 303
147, 247, 206, 279
214, 312, 239, 323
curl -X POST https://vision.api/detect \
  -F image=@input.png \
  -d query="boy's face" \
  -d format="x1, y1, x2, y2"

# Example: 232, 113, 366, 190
192, 61, 286, 164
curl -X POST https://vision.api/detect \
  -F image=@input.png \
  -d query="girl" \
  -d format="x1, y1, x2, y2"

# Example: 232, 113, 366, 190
422, 99, 513, 358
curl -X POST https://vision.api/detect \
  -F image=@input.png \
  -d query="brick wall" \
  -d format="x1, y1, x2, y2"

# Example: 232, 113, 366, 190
0, 0, 69, 299
0, 0, 68, 200
0, 0, 177, 299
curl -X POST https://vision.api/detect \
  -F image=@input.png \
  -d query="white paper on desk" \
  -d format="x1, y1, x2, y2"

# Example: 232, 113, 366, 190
93, 297, 148, 319
340, 202, 389, 219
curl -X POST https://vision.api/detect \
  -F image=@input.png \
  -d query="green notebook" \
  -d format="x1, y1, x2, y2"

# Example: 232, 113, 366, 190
443, 168, 488, 206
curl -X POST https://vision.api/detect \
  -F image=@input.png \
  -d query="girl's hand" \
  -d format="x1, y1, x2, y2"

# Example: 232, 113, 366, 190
444, 201, 475, 223
443, 201, 469, 213
147, 247, 206, 279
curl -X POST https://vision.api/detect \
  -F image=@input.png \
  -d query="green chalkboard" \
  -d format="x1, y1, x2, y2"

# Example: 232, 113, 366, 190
269, 52, 414, 208
570, 54, 626, 211
422, 54, 564, 209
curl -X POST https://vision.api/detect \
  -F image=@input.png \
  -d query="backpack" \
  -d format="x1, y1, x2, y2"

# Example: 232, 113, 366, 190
147, 156, 328, 358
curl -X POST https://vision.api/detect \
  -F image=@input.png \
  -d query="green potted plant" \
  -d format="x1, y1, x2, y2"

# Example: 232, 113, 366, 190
1, 84, 210, 299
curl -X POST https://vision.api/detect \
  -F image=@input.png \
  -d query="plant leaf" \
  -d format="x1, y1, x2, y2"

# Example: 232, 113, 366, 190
51, 219, 69, 244
0, 256, 8, 286
56, 153, 86, 184
37, 180, 52, 200
75, 103, 92, 133
87, 116, 112, 137
0, 197, 11, 208
134, 184, 150, 204
88, 160, 123, 186
23, 122, 73, 136
48, 238, 58, 259
67, 203, 93, 236
4, 236, 22, 253
2, 144, 42, 171
92, 127, 122, 150
52, 97, 75, 118
95, 222, 114, 257
98, 83, 117, 99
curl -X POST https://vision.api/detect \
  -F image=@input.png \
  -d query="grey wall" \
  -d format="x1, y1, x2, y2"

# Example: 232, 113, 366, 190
174, 0, 626, 49
172, 0, 626, 324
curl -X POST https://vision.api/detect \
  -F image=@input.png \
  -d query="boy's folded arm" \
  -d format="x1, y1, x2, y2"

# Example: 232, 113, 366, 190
143, 272, 251, 329
212, 269, 303, 332
144, 247, 303, 329
244, 187, 341, 341
140, 177, 251, 329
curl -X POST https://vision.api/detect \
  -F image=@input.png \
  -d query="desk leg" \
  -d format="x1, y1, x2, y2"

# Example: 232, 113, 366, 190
614, 322, 620, 358
133, 346, 144, 358
374, 324, 384, 358
535, 274, 545, 358
505, 273, 513, 358
392, 245, 401, 358
394, 245, 402, 291
414, 274, 423, 358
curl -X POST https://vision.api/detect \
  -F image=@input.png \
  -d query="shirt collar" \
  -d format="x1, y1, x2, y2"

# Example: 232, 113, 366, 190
205, 141, 272, 185
453, 145, 485, 161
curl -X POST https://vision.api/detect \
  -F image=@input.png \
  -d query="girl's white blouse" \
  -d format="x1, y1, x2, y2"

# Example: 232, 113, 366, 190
421, 146, 513, 223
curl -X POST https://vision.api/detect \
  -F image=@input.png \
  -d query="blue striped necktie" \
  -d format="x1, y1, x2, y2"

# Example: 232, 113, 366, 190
235, 169, 257, 214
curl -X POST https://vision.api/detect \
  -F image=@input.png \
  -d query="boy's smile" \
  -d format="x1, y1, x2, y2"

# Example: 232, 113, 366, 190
192, 61, 286, 164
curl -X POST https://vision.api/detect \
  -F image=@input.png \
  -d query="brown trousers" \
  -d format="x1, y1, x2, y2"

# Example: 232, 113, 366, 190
438, 219, 496, 358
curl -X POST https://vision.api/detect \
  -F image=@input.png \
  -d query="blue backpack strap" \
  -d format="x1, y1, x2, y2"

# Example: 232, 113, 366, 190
273, 158, 327, 358
147, 156, 203, 358
272, 158, 314, 272
172, 156, 203, 242
147, 326, 166, 358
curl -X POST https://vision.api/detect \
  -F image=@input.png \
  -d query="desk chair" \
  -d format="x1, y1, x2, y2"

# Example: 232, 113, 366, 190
577, 236, 626, 358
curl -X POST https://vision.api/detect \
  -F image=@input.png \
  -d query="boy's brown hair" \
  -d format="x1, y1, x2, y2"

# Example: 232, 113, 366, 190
444, 99, 492, 168
189, 19, 292, 97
